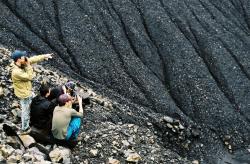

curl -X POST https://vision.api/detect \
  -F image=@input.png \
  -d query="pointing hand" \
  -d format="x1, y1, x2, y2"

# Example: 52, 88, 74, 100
44, 53, 53, 60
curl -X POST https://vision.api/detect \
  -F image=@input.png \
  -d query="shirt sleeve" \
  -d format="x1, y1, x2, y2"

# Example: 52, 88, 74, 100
70, 109, 83, 118
28, 55, 46, 64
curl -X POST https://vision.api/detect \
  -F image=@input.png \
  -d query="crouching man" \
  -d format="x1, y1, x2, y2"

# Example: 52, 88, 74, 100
52, 94, 83, 141
30, 84, 56, 135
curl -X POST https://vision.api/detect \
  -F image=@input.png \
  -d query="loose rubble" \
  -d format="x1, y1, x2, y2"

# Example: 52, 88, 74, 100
0, 48, 194, 163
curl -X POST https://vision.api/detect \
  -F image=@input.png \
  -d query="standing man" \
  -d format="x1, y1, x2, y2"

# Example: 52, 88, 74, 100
11, 50, 52, 133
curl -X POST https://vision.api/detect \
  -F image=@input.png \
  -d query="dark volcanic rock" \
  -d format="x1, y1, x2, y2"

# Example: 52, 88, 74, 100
0, 0, 250, 163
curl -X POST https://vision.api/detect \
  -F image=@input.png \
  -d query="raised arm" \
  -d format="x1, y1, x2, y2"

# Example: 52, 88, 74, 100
77, 95, 84, 114
71, 95, 84, 118
29, 53, 53, 64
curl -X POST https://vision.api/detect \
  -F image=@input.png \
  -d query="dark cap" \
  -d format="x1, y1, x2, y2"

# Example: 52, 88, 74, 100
11, 50, 27, 61
58, 94, 72, 106
65, 81, 76, 91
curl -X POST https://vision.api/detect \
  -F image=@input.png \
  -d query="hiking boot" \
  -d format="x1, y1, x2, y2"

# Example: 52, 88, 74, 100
18, 128, 31, 135
70, 136, 82, 142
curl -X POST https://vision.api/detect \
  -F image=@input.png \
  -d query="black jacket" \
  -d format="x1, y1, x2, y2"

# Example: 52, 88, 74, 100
30, 95, 56, 129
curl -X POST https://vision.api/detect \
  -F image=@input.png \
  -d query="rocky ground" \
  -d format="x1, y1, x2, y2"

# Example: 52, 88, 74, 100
0, 48, 196, 163
1, 1, 250, 163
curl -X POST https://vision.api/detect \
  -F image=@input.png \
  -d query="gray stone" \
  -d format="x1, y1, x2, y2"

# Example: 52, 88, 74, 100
166, 123, 173, 129
107, 158, 120, 164
3, 88, 10, 97
125, 152, 141, 163
19, 135, 36, 148
27, 147, 46, 161
96, 143, 102, 148
0, 154, 5, 163
89, 149, 98, 157
163, 116, 174, 123
122, 140, 130, 147
11, 101, 19, 109
7, 154, 22, 163
0, 144, 15, 158
192, 160, 199, 164
0, 87, 3, 97
49, 147, 71, 163
33, 154, 45, 162
33, 160, 51, 164
23, 153, 33, 162
179, 124, 185, 130
11, 109, 21, 118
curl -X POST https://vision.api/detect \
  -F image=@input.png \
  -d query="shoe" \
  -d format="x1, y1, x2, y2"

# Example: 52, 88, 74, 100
70, 136, 82, 142
18, 128, 31, 135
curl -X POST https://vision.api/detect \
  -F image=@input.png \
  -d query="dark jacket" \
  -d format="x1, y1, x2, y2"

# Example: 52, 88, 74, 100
30, 95, 56, 130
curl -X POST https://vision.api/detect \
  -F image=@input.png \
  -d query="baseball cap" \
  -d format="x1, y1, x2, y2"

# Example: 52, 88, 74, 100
65, 81, 76, 91
11, 50, 27, 61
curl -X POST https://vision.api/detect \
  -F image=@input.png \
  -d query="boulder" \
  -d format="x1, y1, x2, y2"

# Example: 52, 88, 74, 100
107, 158, 120, 164
0, 87, 3, 97
49, 147, 71, 163
19, 135, 36, 148
126, 152, 142, 163
0, 144, 15, 158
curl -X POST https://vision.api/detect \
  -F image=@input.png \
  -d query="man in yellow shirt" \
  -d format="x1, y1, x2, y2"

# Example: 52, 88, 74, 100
11, 50, 52, 133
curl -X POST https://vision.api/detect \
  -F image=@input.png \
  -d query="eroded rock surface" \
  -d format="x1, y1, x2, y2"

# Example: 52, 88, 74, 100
0, 1, 250, 163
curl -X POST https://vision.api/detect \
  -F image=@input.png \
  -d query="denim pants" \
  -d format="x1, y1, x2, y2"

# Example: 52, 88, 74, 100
20, 96, 32, 131
65, 117, 81, 141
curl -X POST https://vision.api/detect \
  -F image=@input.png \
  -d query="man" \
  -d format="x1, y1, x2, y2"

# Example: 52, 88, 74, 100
52, 94, 83, 141
30, 84, 56, 134
11, 50, 52, 133
64, 81, 77, 97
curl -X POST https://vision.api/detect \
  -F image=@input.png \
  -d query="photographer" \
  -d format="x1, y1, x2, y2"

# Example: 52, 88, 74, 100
11, 50, 52, 134
51, 94, 84, 141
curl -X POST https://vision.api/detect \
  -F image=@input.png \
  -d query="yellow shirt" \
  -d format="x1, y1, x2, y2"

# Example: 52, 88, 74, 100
11, 55, 47, 99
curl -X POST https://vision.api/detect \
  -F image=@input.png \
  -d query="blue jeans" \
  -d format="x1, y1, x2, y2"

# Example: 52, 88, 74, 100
65, 117, 81, 141
20, 96, 32, 131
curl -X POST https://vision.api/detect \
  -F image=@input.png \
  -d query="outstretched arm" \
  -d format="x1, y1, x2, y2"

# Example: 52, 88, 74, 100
28, 53, 53, 64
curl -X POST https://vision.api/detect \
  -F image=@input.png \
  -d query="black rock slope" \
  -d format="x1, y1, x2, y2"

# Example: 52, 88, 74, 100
0, 0, 250, 163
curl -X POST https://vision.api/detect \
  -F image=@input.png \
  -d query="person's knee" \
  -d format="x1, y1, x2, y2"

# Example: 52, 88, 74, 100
75, 118, 81, 126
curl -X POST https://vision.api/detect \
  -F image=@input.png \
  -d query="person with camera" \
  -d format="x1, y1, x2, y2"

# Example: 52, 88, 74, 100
11, 50, 52, 134
51, 94, 84, 141
48, 81, 87, 111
